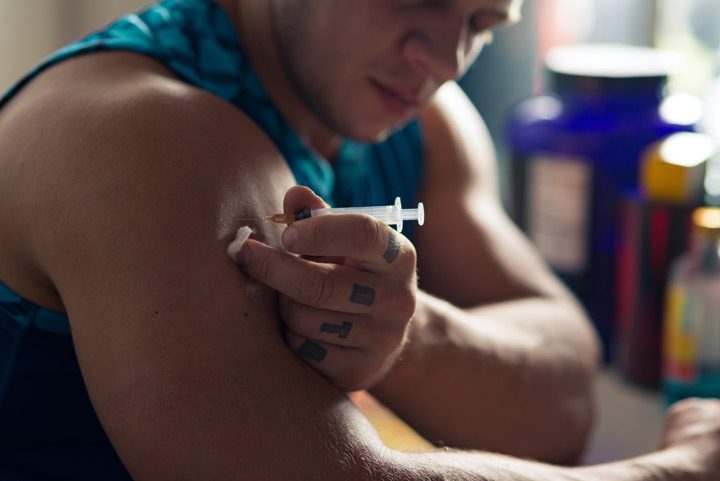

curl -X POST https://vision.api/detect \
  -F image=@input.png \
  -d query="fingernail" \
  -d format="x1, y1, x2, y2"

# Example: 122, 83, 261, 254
282, 225, 297, 250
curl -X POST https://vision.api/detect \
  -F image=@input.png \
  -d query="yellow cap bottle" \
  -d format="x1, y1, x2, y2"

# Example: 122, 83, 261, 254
641, 133, 716, 204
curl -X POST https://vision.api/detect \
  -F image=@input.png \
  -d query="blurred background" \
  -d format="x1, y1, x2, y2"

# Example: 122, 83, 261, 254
0, 0, 148, 90
2, 0, 720, 467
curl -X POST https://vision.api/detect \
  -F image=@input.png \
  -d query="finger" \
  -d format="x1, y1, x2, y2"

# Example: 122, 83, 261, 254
285, 332, 375, 392
279, 295, 370, 348
281, 214, 415, 274
283, 186, 329, 216
667, 398, 720, 421
236, 239, 383, 314
281, 187, 345, 265
302, 255, 347, 265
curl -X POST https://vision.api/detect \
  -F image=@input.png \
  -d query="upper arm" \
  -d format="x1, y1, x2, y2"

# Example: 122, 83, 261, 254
415, 83, 573, 307
25, 74, 385, 480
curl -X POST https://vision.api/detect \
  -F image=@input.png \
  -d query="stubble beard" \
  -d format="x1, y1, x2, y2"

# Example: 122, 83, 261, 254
273, 4, 397, 143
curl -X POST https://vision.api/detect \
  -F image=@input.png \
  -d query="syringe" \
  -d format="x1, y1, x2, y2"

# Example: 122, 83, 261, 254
263, 197, 424, 233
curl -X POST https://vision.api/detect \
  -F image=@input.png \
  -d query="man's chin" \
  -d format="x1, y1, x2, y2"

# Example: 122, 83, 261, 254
342, 116, 413, 143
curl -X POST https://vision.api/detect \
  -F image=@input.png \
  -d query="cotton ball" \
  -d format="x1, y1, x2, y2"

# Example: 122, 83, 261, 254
227, 226, 255, 261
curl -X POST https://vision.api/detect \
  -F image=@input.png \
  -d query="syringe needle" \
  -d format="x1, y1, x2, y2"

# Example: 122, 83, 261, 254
262, 214, 296, 224
233, 215, 297, 224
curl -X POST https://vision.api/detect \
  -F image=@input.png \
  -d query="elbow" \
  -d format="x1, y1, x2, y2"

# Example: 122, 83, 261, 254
545, 306, 601, 465
570, 350, 600, 465
516, 300, 600, 465
553, 368, 598, 465
517, 348, 597, 465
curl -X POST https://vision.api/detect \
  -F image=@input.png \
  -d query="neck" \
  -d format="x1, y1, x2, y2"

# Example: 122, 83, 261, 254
216, 0, 342, 161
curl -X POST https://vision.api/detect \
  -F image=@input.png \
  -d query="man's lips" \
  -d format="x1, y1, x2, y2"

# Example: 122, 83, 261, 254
370, 79, 423, 115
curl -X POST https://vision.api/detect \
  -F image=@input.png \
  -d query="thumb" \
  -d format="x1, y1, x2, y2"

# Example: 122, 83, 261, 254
283, 186, 329, 216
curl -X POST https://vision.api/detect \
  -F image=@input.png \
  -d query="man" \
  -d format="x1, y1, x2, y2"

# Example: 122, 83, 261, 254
0, 0, 717, 480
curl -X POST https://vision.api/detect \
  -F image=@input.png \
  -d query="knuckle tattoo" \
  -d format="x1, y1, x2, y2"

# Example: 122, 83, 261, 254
321, 321, 353, 339
296, 340, 327, 362
350, 284, 375, 306
383, 231, 401, 264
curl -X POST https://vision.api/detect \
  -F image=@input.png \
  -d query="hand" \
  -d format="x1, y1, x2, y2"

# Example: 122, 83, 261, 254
233, 186, 418, 391
660, 397, 720, 480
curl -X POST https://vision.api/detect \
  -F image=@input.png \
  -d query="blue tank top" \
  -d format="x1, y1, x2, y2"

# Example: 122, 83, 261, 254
0, 0, 424, 478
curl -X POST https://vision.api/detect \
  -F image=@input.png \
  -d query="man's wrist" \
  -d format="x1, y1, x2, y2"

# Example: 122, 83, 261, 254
571, 447, 704, 481
370, 291, 451, 389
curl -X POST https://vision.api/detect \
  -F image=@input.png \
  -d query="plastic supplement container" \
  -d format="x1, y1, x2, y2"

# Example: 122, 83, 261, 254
508, 44, 696, 359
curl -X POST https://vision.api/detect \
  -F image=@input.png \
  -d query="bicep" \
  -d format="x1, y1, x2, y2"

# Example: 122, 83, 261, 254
38, 100, 383, 480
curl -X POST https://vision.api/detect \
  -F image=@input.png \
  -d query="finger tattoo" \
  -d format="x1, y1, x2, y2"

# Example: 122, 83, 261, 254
350, 284, 375, 306
297, 340, 327, 362
383, 231, 401, 263
321, 321, 353, 339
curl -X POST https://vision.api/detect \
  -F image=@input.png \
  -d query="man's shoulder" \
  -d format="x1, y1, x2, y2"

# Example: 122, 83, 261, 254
2, 50, 291, 202
0, 51, 295, 293
415, 81, 498, 196
5, 51, 271, 153
44, 51, 277, 160
418, 81, 478, 132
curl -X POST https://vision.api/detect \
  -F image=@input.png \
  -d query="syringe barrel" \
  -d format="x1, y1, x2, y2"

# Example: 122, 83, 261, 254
305, 198, 423, 233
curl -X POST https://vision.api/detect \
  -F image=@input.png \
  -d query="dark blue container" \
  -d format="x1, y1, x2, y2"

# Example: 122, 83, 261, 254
508, 45, 696, 360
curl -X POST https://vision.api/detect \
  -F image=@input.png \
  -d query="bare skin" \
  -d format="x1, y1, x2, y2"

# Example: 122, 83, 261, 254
226, 0, 598, 463
0, 0, 719, 480
235, 186, 418, 392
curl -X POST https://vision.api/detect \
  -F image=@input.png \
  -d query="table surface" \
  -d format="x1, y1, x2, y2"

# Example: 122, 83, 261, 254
351, 368, 666, 465
583, 369, 665, 464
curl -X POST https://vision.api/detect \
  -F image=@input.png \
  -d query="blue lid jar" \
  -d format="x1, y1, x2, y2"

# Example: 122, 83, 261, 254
508, 44, 697, 360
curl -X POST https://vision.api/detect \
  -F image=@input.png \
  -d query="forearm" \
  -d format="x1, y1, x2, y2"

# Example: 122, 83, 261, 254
386, 446, 695, 481
370, 290, 600, 464
567, 447, 702, 481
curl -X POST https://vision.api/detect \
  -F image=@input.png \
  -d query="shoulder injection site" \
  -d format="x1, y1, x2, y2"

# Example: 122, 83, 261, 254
227, 226, 255, 261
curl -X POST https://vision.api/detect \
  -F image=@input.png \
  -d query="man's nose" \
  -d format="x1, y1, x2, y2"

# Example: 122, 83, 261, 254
401, 22, 472, 82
